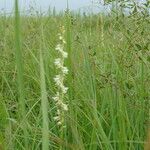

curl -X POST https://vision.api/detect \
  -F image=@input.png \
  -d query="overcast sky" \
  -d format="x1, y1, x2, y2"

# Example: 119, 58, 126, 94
0, 0, 96, 13
0, 0, 146, 14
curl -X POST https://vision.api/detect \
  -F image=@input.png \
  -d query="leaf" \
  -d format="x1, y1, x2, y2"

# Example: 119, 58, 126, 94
0, 95, 8, 130
135, 44, 142, 51
127, 29, 130, 35
144, 42, 149, 51
125, 82, 133, 89
147, 56, 150, 62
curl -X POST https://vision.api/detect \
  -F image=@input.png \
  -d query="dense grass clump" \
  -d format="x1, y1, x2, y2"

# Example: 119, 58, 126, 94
0, 2, 150, 150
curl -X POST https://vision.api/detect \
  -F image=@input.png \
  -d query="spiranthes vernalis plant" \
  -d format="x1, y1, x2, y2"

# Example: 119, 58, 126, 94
53, 26, 68, 129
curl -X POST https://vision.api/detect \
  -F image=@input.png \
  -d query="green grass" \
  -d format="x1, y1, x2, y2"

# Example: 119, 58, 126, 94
14, 0, 28, 149
0, 2, 150, 150
40, 23, 49, 150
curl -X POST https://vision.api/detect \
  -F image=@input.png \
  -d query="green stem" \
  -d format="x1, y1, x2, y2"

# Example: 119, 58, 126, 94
14, 0, 28, 148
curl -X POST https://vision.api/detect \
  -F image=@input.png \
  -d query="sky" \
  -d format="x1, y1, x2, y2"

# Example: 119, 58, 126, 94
0, 0, 98, 14
0, 0, 147, 14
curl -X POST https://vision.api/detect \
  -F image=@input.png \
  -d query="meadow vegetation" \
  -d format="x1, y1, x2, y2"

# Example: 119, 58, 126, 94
0, 0, 150, 149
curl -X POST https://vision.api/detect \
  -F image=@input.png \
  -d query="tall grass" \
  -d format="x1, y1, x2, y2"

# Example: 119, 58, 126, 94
0, 1, 149, 150
40, 48, 49, 150
14, 0, 28, 148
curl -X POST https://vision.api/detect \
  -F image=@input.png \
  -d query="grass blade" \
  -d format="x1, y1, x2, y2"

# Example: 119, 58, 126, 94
14, 0, 28, 148
40, 49, 49, 150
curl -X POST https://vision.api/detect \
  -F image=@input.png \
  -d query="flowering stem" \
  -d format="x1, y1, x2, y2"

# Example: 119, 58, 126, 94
53, 26, 69, 149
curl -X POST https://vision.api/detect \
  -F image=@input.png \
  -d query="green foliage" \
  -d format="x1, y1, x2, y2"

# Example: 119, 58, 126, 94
0, 3, 149, 149
0, 97, 8, 130
103, 0, 150, 15
0, 94, 8, 149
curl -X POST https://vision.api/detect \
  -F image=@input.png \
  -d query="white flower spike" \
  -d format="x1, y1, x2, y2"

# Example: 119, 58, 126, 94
53, 26, 69, 128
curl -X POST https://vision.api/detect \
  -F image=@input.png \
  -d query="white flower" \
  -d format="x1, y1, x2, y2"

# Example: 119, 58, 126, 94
62, 39, 66, 44
62, 67, 69, 74
54, 116, 60, 121
55, 44, 63, 51
59, 36, 63, 40
61, 51, 68, 58
57, 121, 62, 126
54, 58, 61, 65
54, 58, 62, 68
57, 110, 60, 115
52, 92, 59, 102
52, 96, 59, 102
54, 75, 62, 86
61, 86, 68, 94
61, 103, 68, 111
